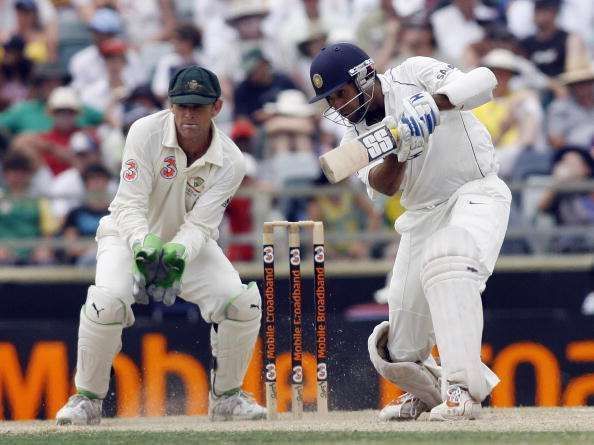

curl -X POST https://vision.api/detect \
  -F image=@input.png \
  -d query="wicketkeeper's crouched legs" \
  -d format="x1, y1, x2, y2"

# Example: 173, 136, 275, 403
421, 226, 499, 402
209, 282, 262, 395
75, 285, 135, 397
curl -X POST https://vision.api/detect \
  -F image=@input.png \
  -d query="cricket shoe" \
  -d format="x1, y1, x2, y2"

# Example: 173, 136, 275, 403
429, 385, 481, 421
56, 394, 103, 425
209, 390, 266, 421
379, 392, 430, 421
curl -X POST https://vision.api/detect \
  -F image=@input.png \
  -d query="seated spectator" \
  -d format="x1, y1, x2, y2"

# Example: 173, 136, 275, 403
290, 23, 328, 97
9, 0, 58, 63
430, 0, 499, 67
0, 63, 102, 137
538, 146, 594, 252
473, 49, 544, 178
233, 48, 298, 123
355, 0, 399, 68
0, 36, 34, 110
260, 90, 320, 221
60, 163, 111, 265
11, 86, 87, 177
225, 154, 261, 262
95, 87, 162, 177
388, 18, 446, 68
519, 0, 589, 78
548, 67, 594, 149
50, 131, 116, 222
151, 23, 205, 102
80, 38, 131, 114
0, 151, 58, 265
68, 8, 146, 101
307, 183, 382, 260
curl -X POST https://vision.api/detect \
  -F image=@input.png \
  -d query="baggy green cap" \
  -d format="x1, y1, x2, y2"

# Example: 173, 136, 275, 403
168, 66, 221, 105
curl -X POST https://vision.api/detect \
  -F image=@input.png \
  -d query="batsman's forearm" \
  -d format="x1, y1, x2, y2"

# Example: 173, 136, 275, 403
369, 154, 406, 196
432, 94, 455, 111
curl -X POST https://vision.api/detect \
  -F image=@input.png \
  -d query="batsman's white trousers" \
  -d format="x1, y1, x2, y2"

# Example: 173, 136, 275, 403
95, 233, 244, 323
386, 174, 511, 386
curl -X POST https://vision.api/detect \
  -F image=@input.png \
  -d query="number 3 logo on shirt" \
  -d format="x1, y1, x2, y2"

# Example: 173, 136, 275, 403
160, 156, 177, 179
123, 159, 138, 182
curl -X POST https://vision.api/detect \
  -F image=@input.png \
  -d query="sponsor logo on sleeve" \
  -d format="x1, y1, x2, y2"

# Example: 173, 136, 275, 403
160, 156, 177, 179
122, 159, 138, 182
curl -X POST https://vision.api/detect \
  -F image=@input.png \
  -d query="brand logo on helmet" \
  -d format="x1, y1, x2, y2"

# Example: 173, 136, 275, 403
186, 80, 200, 91
312, 73, 323, 89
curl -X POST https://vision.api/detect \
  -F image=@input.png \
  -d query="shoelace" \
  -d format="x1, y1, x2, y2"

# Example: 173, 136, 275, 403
447, 385, 462, 404
394, 392, 417, 405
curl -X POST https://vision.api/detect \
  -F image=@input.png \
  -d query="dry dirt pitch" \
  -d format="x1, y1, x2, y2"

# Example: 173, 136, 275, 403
1, 407, 594, 444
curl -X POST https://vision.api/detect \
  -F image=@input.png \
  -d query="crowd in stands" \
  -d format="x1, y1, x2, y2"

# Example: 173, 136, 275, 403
0, 0, 593, 265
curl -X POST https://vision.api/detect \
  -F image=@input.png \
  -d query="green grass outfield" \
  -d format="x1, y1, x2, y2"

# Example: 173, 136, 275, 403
2, 408, 593, 445
3, 431, 594, 445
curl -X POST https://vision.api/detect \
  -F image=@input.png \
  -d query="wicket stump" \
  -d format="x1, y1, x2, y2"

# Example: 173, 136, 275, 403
262, 221, 328, 420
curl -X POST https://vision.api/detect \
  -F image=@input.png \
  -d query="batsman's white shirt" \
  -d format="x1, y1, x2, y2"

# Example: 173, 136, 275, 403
96, 109, 246, 321
347, 57, 511, 396
346, 56, 499, 211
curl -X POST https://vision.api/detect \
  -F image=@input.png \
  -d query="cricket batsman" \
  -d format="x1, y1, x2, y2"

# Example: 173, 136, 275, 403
309, 43, 511, 421
56, 66, 266, 424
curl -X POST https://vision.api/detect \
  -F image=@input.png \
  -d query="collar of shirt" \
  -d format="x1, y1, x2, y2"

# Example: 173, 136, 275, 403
162, 111, 224, 168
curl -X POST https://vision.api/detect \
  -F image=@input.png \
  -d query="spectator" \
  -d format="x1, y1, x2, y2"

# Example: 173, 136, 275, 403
68, 7, 146, 100
116, 0, 177, 69
8, 0, 58, 63
151, 23, 205, 102
548, 67, 594, 149
80, 38, 131, 114
11, 86, 88, 177
0, 151, 58, 265
473, 49, 544, 178
538, 146, 594, 252
0, 63, 102, 137
50, 131, 110, 221
233, 48, 298, 123
0, 35, 34, 110
260, 89, 320, 221
355, 0, 400, 65
290, 23, 328, 96
430, 0, 499, 67
60, 163, 111, 265
519, 0, 589, 78
307, 183, 383, 259
225, 154, 260, 262
389, 18, 446, 68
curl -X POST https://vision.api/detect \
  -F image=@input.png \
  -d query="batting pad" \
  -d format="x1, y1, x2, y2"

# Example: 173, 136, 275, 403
210, 316, 261, 395
421, 226, 498, 402
368, 321, 442, 408
75, 286, 133, 398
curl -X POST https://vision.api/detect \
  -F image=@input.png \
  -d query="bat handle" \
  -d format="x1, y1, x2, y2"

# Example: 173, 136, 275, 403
388, 127, 400, 144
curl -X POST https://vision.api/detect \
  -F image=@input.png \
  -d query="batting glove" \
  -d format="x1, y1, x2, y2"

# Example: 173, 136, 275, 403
132, 234, 163, 305
381, 115, 425, 163
148, 242, 187, 306
401, 91, 440, 139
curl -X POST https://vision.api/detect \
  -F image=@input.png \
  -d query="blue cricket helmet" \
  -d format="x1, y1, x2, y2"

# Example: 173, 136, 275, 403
309, 42, 374, 104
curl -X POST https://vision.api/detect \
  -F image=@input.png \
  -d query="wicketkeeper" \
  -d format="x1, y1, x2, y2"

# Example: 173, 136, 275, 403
56, 66, 266, 425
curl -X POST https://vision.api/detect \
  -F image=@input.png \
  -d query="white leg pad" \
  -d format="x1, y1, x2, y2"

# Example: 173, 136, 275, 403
74, 285, 135, 399
421, 226, 498, 402
211, 283, 262, 395
368, 321, 442, 408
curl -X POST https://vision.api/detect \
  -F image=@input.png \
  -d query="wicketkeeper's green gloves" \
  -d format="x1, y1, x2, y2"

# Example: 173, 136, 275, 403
148, 242, 187, 306
132, 234, 163, 305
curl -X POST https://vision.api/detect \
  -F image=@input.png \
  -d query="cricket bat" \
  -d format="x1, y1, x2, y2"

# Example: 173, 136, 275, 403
319, 124, 400, 184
